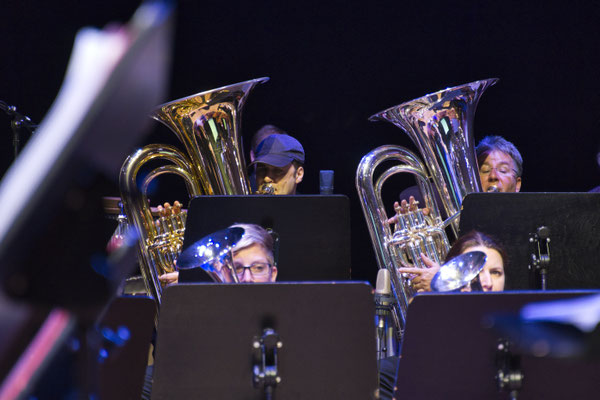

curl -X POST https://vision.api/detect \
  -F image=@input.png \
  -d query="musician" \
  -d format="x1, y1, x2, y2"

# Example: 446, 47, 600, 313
250, 133, 305, 195
395, 135, 523, 215
249, 124, 285, 192
379, 231, 506, 400
249, 124, 286, 163
158, 223, 278, 284
476, 135, 522, 193
397, 230, 506, 292
142, 223, 277, 400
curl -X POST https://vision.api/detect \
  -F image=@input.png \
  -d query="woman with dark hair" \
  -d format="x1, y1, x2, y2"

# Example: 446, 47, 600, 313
398, 230, 507, 292
445, 230, 506, 291
379, 231, 507, 400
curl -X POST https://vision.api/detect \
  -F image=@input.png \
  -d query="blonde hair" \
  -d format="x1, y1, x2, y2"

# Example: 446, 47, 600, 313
229, 223, 274, 264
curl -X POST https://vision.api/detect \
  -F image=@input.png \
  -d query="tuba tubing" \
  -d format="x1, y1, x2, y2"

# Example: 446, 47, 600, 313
119, 77, 269, 306
120, 144, 200, 305
356, 144, 443, 331
356, 78, 498, 335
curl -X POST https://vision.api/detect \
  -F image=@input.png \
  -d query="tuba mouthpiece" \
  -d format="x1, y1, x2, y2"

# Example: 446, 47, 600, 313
257, 183, 275, 195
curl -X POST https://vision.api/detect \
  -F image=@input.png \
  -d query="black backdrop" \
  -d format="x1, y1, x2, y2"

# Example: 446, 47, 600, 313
2, 0, 600, 284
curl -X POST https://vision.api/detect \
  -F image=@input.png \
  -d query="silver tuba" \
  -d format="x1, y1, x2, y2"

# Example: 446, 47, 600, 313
356, 78, 497, 333
119, 77, 269, 306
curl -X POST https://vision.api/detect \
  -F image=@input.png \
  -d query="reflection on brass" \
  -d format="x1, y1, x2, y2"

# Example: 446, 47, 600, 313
119, 78, 268, 306
356, 79, 497, 333
256, 183, 274, 195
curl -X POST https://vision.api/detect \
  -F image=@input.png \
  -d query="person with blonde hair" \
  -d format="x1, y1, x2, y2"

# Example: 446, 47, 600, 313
159, 223, 277, 284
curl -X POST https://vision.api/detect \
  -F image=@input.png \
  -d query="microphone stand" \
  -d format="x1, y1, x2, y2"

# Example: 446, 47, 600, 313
1, 100, 38, 159
528, 226, 551, 290
374, 269, 398, 360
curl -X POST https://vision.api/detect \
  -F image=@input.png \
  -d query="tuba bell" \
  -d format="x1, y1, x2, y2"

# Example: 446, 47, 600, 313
119, 77, 269, 306
356, 78, 497, 333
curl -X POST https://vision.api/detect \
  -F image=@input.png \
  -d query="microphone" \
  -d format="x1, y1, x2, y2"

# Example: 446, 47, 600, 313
375, 268, 392, 300
375, 269, 395, 358
319, 170, 334, 195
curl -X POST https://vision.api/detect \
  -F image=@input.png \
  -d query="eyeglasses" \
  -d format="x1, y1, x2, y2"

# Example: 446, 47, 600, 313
233, 262, 272, 277
479, 166, 517, 177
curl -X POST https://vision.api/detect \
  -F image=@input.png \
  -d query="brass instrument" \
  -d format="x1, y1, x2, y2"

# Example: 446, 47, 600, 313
177, 226, 245, 283
356, 78, 497, 333
119, 77, 268, 305
257, 182, 275, 194
430, 250, 487, 292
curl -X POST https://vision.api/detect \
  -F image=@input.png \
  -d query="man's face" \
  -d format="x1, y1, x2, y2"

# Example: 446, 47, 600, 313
479, 150, 521, 193
232, 243, 277, 283
255, 163, 304, 195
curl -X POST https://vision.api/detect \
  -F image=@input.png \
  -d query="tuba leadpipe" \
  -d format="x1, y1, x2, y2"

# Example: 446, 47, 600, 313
119, 77, 269, 306
356, 78, 497, 333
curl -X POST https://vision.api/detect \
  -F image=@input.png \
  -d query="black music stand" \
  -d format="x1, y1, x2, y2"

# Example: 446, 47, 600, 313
151, 282, 378, 400
9, 295, 156, 400
182, 195, 351, 281
459, 193, 600, 290
0, 2, 173, 398
95, 296, 156, 400
0, 2, 173, 307
395, 291, 600, 400
0, 295, 49, 383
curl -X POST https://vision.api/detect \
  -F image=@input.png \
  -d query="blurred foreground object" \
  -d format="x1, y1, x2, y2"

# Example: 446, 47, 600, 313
0, 0, 173, 308
0, 2, 173, 398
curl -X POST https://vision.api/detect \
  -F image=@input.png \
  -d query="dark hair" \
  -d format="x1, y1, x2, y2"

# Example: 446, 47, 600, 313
445, 230, 507, 267
291, 159, 304, 169
251, 124, 287, 153
476, 136, 523, 177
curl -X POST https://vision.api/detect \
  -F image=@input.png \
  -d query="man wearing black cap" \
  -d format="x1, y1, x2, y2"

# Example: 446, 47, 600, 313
250, 133, 305, 195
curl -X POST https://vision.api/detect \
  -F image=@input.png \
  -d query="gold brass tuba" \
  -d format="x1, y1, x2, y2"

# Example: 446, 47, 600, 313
119, 77, 269, 305
356, 78, 497, 332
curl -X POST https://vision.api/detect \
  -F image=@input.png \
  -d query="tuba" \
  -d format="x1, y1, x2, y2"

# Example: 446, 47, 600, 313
356, 78, 497, 333
119, 77, 269, 306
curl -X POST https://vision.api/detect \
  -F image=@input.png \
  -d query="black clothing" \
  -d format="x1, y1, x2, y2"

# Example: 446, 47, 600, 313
378, 356, 400, 400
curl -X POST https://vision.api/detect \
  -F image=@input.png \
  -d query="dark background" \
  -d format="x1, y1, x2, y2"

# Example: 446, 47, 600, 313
2, 0, 599, 284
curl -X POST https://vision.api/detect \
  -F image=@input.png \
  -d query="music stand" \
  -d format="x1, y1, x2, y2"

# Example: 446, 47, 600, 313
0, 295, 156, 399
95, 296, 156, 400
182, 195, 351, 281
0, 295, 49, 383
151, 282, 378, 400
0, 2, 173, 307
395, 291, 600, 400
0, 2, 173, 398
459, 193, 600, 290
